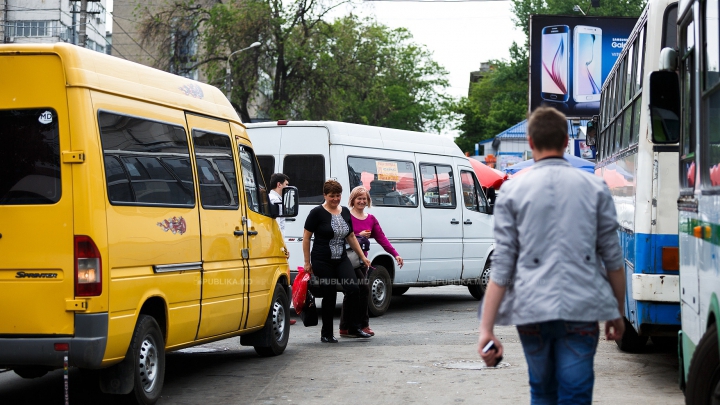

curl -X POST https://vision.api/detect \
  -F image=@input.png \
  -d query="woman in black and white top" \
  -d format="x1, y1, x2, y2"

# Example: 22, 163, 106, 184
303, 179, 371, 343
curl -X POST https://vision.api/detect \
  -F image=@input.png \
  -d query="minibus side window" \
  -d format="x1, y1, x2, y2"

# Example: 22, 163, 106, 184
239, 146, 271, 216
347, 157, 418, 207
257, 155, 275, 188
0, 108, 61, 205
98, 111, 195, 207
192, 130, 239, 209
460, 171, 488, 213
283, 155, 325, 205
420, 164, 456, 208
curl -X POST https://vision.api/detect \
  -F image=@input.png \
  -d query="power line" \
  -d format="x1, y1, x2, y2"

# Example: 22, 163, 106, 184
364, 0, 510, 2
110, 15, 157, 63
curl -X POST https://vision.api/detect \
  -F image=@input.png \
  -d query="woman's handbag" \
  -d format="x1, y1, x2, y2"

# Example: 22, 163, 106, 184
346, 247, 363, 269
301, 290, 318, 327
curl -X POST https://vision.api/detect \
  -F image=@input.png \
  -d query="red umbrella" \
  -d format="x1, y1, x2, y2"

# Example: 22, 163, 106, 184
469, 158, 508, 190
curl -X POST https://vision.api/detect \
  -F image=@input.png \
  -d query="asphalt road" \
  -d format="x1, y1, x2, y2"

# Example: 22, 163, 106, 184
0, 286, 684, 404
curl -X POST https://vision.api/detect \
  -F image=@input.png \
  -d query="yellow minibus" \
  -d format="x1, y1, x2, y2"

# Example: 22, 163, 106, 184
0, 43, 297, 404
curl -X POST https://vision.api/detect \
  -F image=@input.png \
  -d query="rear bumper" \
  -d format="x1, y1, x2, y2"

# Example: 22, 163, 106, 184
0, 313, 107, 369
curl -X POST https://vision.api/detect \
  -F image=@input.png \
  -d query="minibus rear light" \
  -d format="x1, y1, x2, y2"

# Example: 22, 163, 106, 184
74, 235, 102, 296
277, 120, 289, 125
54, 343, 69, 351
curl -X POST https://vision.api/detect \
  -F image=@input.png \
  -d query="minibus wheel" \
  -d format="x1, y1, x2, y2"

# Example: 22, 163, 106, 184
468, 262, 491, 300
368, 265, 391, 317
685, 326, 720, 405
254, 284, 290, 357
129, 315, 165, 405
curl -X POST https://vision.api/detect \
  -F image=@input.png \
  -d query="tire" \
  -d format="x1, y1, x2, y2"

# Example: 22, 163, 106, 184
685, 326, 720, 405
615, 317, 649, 353
392, 286, 409, 296
254, 284, 290, 357
468, 261, 492, 300
128, 315, 165, 405
368, 265, 392, 317
13, 367, 48, 379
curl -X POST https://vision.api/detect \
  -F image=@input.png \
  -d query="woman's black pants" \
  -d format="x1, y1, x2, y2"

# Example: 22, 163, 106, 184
311, 255, 360, 337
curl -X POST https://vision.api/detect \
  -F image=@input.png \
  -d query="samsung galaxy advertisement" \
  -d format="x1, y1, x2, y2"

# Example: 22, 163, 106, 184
529, 15, 637, 118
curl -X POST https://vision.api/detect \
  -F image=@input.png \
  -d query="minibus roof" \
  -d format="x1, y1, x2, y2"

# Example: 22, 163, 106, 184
0, 43, 243, 128
247, 121, 466, 157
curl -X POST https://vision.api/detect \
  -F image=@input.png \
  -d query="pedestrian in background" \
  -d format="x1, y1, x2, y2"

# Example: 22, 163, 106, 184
339, 186, 404, 338
478, 106, 626, 404
268, 173, 290, 237
268, 173, 296, 324
303, 179, 372, 343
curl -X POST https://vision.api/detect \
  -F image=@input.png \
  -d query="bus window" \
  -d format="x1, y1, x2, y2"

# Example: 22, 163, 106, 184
681, 20, 696, 190
626, 44, 635, 105
615, 115, 624, 152
636, 27, 646, 93
631, 96, 642, 145
622, 108, 633, 149
663, 4, 678, 50
705, 0, 720, 89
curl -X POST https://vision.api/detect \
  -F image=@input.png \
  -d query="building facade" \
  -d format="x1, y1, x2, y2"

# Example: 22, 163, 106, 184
1, 0, 108, 53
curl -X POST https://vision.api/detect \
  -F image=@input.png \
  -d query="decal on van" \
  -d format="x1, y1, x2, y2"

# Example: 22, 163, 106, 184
157, 216, 187, 235
15, 272, 58, 279
179, 83, 204, 99
38, 111, 53, 124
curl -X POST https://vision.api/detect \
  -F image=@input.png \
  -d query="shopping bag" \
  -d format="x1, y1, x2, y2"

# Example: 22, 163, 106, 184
301, 290, 318, 327
292, 267, 310, 315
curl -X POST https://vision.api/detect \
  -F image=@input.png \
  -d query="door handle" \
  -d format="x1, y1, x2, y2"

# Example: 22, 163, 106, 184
450, 219, 460, 224
233, 230, 244, 236
464, 220, 472, 225
286, 218, 296, 222
248, 230, 259, 236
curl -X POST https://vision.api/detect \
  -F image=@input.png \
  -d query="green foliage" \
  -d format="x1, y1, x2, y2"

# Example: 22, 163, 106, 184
138, 1, 451, 132
453, 0, 647, 154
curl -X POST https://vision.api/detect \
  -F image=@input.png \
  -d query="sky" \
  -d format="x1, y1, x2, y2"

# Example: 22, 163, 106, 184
107, 0, 527, 137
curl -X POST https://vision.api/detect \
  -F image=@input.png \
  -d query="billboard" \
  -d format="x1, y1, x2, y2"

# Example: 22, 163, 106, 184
529, 15, 637, 118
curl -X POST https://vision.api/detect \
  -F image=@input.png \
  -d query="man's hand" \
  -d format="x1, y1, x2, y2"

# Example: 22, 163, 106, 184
478, 329, 504, 367
605, 318, 625, 341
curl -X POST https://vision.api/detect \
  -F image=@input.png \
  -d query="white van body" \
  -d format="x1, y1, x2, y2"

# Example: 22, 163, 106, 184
247, 121, 495, 315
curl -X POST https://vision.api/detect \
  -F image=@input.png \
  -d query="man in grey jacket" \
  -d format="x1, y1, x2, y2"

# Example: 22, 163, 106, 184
478, 106, 625, 404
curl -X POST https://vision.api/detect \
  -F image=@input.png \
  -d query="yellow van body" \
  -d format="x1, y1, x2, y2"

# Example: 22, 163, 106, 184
0, 43, 292, 402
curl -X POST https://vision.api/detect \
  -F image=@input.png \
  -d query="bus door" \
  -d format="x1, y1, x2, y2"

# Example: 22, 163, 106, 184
457, 164, 494, 280
185, 114, 245, 338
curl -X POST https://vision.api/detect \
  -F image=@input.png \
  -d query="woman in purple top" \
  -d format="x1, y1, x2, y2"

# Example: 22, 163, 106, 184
339, 186, 404, 337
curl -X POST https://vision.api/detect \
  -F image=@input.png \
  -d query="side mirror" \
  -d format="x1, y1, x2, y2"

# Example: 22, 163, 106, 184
649, 71, 680, 144
586, 116, 598, 146
279, 186, 299, 217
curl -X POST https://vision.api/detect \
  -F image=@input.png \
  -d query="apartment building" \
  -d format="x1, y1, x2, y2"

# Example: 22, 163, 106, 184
1, 0, 108, 53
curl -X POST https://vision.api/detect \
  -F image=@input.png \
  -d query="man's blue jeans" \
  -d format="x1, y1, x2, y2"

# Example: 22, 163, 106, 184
516, 320, 600, 405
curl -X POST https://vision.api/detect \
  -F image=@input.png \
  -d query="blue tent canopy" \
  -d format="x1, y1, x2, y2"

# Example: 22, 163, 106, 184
504, 154, 595, 175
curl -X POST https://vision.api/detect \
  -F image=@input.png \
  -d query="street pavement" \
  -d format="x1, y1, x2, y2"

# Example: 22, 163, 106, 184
0, 286, 683, 404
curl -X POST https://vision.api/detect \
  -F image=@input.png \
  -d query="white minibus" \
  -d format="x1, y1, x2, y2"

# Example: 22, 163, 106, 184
247, 121, 495, 315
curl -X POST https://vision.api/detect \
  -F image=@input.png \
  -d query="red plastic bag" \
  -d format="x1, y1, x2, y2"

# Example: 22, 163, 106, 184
292, 267, 310, 314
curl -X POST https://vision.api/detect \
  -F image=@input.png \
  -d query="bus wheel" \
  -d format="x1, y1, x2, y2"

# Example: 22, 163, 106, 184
129, 315, 165, 405
615, 317, 648, 353
368, 265, 392, 317
254, 284, 290, 357
685, 326, 720, 405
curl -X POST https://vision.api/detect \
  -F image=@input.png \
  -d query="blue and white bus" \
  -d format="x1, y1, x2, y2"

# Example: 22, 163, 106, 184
594, 0, 680, 351
649, 0, 720, 400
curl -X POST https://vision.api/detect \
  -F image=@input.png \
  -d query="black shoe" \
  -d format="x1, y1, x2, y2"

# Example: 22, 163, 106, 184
321, 335, 338, 343
348, 329, 372, 338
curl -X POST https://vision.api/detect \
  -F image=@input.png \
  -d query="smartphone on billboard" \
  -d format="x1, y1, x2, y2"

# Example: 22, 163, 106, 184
541, 25, 570, 102
573, 25, 603, 103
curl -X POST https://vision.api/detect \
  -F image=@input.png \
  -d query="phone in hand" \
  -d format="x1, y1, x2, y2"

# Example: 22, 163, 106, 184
482, 340, 503, 366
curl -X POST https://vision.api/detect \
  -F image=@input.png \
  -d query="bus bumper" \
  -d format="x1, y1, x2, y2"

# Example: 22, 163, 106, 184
0, 313, 107, 369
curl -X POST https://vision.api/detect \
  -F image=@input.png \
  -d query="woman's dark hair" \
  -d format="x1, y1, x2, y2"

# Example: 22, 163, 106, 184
323, 179, 342, 195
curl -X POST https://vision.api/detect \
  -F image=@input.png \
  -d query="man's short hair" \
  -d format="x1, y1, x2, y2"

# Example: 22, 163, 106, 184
269, 173, 289, 189
528, 106, 568, 151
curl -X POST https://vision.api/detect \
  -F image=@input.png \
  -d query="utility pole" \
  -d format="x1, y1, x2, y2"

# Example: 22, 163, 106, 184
1, 0, 7, 43
78, 0, 88, 48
